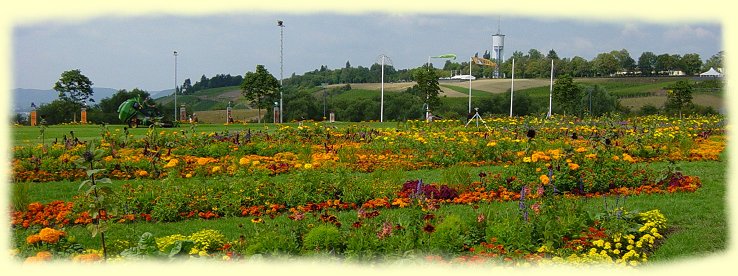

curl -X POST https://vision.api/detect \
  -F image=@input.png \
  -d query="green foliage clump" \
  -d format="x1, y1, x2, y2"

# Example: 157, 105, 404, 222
302, 225, 344, 253
245, 231, 299, 256
428, 214, 471, 255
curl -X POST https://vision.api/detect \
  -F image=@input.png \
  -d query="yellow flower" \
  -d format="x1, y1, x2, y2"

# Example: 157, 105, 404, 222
575, 147, 587, 153
197, 157, 211, 166
137, 170, 149, 177
26, 234, 41, 244
252, 160, 260, 166
303, 163, 313, 169
185, 173, 193, 178
486, 141, 497, 147
523, 157, 532, 163
211, 166, 221, 173
239, 157, 250, 166
539, 175, 550, 185
568, 163, 579, 170
622, 153, 636, 163
38, 228, 64, 243
163, 159, 179, 168
612, 155, 620, 161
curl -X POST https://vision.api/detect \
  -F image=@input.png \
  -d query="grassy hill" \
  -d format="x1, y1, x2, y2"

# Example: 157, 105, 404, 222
154, 86, 246, 111
152, 77, 723, 120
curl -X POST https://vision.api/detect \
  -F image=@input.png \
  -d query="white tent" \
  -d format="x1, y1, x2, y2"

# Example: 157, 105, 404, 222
700, 67, 722, 77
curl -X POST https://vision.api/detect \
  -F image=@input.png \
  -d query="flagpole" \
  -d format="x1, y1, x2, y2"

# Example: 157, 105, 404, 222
380, 55, 385, 122
426, 56, 430, 121
548, 59, 553, 119
468, 56, 472, 114
510, 58, 515, 117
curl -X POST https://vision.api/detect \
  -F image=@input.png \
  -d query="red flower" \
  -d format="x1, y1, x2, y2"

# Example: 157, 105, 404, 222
423, 223, 435, 233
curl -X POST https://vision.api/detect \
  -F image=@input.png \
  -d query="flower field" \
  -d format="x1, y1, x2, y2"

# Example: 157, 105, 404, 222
8, 114, 727, 267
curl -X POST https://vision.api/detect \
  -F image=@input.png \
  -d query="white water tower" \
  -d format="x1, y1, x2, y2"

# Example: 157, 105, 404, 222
492, 32, 504, 78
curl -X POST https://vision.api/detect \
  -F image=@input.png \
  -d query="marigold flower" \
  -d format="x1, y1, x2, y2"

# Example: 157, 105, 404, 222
137, 170, 149, 177
622, 153, 636, 163
73, 253, 102, 263
568, 163, 580, 170
211, 166, 221, 173
38, 228, 64, 243
539, 175, 550, 185
239, 157, 250, 166
163, 159, 179, 169
197, 157, 210, 166
36, 251, 53, 260
303, 163, 313, 169
26, 234, 41, 244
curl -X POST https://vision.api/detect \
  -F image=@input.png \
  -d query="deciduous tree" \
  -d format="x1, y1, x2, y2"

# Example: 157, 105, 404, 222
412, 66, 442, 113
666, 80, 693, 118
53, 69, 94, 105
638, 52, 657, 76
241, 65, 280, 123
680, 53, 703, 75
552, 74, 583, 116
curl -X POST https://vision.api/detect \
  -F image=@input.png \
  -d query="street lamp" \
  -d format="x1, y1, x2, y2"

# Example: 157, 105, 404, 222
377, 54, 392, 122
277, 20, 285, 123
321, 83, 328, 118
173, 50, 178, 122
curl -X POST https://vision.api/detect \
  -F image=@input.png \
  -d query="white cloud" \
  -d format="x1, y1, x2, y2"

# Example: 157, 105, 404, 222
572, 37, 594, 51
621, 23, 645, 37
663, 25, 716, 40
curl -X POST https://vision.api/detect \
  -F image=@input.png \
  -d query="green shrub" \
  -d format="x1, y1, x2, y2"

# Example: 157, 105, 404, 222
245, 231, 299, 256
428, 214, 470, 255
344, 226, 381, 260
11, 183, 31, 212
302, 225, 344, 253
441, 165, 474, 192
485, 209, 535, 252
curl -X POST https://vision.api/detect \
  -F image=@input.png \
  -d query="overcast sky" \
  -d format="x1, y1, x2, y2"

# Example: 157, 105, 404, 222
12, 12, 722, 91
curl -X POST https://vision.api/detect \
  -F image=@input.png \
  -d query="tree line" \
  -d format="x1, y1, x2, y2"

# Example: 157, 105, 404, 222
175, 49, 722, 95
179, 74, 243, 95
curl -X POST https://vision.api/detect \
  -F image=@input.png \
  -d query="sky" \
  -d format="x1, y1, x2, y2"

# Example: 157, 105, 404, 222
11, 12, 722, 92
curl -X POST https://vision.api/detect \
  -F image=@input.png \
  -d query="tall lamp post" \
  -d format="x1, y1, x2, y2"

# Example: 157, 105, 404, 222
377, 54, 392, 122
277, 20, 285, 123
173, 51, 178, 122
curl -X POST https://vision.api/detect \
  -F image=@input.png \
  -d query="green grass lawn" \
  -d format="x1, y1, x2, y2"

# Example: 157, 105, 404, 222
10, 122, 404, 146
